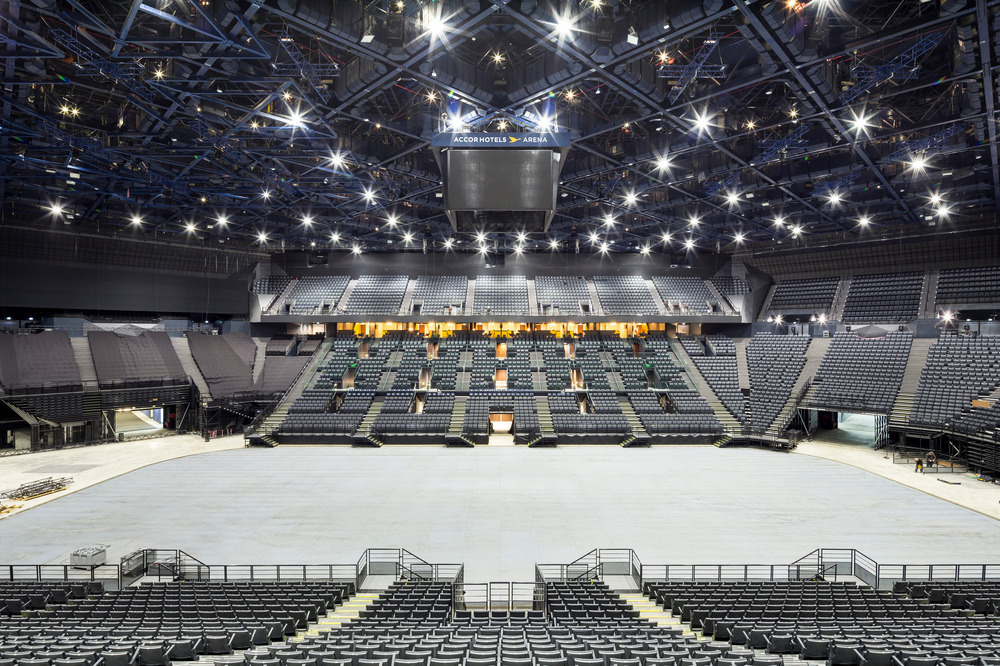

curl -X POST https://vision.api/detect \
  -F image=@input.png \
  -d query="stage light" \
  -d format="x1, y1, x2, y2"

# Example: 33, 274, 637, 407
554, 13, 577, 39
624, 190, 638, 206
726, 191, 740, 205
387, 214, 399, 227
688, 215, 700, 227
476, 231, 486, 242
828, 191, 841, 205
517, 231, 527, 242
48, 202, 63, 216
909, 155, 928, 172
216, 215, 227, 227
734, 232, 745, 244
444, 238, 454, 249
549, 239, 559, 249
331, 232, 340, 243
858, 215, 870, 227
791, 225, 802, 237
426, 13, 446, 39
362, 188, 376, 203
692, 111, 712, 133
604, 214, 615, 227
329, 152, 346, 168
352, 244, 362, 255
131, 215, 142, 226
662, 232, 672, 243
261, 190, 271, 200
403, 232, 413, 244
599, 242, 609, 253
684, 238, 695, 250
258, 231, 268, 243
640, 245, 650, 255
302, 215, 313, 227
186, 222, 196, 232
655, 155, 671, 172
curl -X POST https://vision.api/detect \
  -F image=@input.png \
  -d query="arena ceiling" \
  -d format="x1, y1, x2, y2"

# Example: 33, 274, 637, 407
0, 0, 996, 256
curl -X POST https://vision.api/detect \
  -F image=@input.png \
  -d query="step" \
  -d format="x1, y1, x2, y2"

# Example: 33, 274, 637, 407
619, 593, 686, 629
307, 593, 382, 634
70, 338, 99, 384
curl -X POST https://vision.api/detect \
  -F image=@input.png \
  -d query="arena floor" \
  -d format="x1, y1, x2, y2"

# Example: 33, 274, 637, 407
1, 441, 999, 582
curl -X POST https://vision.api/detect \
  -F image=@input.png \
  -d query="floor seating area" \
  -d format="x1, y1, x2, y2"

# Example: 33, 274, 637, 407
910, 335, 1000, 429
410, 276, 469, 315
936, 267, 1000, 308
593, 276, 659, 316
841, 273, 924, 324
811, 332, 912, 414
474, 276, 530, 316
651, 276, 717, 315
535, 276, 593, 316
746, 334, 809, 434
767, 277, 840, 314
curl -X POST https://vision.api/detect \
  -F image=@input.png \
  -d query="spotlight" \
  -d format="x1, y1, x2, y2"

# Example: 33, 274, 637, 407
734, 232, 745, 244
654, 155, 671, 172
549, 239, 559, 249
186, 222, 196, 232
554, 13, 577, 39
909, 155, 928, 172
624, 190, 638, 206
352, 244, 362, 255
302, 215, 313, 227
599, 242, 609, 253
258, 231, 268, 243
684, 238, 695, 250
604, 214, 615, 227
692, 111, 713, 133
626, 25, 639, 46
131, 215, 142, 226
858, 215, 870, 227
688, 215, 700, 228
216, 215, 227, 227
48, 202, 64, 216
331, 232, 340, 243
444, 238, 454, 249
403, 232, 413, 244
640, 245, 650, 255
387, 214, 399, 227
661, 232, 672, 243
726, 191, 740, 206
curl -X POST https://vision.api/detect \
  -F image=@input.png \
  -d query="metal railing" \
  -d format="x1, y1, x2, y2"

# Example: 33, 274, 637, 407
0, 564, 121, 589
453, 582, 546, 614
639, 563, 827, 582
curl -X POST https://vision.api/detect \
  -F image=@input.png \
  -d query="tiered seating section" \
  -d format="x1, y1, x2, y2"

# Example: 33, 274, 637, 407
643, 579, 1000, 660
0, 580, 354, 663
910, 335, 1000, 429
842, 273, 924, 323
936, 266, 1000, 308
346, 275, 409, 315
767, 276, 840, 313
746, 333, 809, 434
687, 336, 745, 424
652, 276, 718, 314
281, 275, 350, 315
811, 331, 912, 414
534, 276, 592, 316
474, 275, 530, 315
593, 275, 659, 315
410, 276, 468, 315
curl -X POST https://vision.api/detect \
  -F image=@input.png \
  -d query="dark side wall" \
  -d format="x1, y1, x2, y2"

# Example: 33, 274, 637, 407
0, 259, 248, 315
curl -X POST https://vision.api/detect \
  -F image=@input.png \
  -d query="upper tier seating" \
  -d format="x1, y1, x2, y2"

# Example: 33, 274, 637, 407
593, 275, 659, 316
410, 276, 468, 315
811, 331, 912, 414
474, 275, 529, 315
0, 331, 82, 391
87, 330, 186, 386
910, 335, 1000, 428
345, 275, 409, 315
746, 333, 809, 433
283, 276, 350, 315
712, 275, 750, 298
651, 276, 716, 314
251, 275, 292, 295
841, 272, 923, 323
534, 276, 593, 315
936, 266, 1000, 307
767, 276, 840, 312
